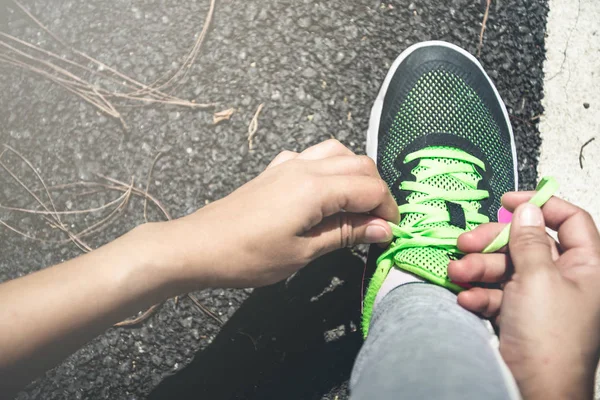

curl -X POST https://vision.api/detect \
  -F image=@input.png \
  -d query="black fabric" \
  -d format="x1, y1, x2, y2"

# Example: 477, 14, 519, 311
390, 156, 419, 205
379, 45, 512, 154
374, 43, 516, 223
446, 201, 467, 230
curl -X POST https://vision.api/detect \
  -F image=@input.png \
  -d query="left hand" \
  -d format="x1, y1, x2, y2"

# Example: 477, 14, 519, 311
0, 139, 400, 395
156, 139, 399, 289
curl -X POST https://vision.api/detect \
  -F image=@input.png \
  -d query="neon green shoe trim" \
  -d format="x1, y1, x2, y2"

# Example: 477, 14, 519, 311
361, 146, 559, 337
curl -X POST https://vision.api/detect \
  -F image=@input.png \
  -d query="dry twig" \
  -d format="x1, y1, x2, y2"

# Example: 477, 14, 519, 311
144, 152, 163, 223
213, 108, 235, 125
477, 0, 492, 58
1, 0, 218, 130
0, 149, 156, 325
113, 303, 165, 327
579, 137, 596, 169
188, 293, 224, 326
247, 103, 265, 150
1, 148, 221, 327
138, 0, 217, 94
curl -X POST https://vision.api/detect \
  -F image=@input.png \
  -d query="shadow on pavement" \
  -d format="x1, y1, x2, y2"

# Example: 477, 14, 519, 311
148, 249, 366, 400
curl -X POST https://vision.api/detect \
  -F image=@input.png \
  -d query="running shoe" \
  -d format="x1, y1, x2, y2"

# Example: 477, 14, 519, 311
362, 41, 518, 336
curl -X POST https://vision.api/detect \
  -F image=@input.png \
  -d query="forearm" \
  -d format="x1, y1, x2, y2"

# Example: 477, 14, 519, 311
0, 222, 189, 394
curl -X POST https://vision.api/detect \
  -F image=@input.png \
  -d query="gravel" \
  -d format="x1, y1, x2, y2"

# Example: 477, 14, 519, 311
0, 0, 548, 398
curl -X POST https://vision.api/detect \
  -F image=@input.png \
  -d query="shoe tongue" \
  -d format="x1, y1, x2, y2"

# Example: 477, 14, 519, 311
399, 156, 482, 231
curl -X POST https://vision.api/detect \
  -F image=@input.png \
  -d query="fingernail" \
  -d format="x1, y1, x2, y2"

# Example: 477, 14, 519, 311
516, 203, 543, 227
365, 224, 391, 243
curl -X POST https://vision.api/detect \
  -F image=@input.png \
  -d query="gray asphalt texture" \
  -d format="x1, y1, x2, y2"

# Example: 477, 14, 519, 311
0, 0, 548, 399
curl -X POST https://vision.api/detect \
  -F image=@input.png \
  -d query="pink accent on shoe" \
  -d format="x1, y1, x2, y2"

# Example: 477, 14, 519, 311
498, 206, 513, 223
455, 282, 473, 290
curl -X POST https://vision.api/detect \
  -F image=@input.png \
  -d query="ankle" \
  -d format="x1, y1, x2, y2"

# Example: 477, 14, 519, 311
373, 268, 424, 308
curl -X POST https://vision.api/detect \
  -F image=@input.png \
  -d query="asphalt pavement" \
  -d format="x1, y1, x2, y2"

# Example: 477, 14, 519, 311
0, 0, 548, 399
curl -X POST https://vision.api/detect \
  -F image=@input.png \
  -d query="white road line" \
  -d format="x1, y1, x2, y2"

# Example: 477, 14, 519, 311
539, 0, 599, 226
541, 0, 600, 396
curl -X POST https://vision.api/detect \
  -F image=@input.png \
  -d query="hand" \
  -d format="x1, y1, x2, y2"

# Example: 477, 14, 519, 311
0, 139, 399, 394
158, 139, 399, 289
448, 194, 600, 399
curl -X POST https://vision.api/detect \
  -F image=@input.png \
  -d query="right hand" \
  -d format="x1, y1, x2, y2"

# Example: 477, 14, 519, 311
448, 194, 600, 399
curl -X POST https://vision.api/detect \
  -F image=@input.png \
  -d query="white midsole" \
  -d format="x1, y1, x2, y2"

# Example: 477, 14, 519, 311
365, 40, 519, 190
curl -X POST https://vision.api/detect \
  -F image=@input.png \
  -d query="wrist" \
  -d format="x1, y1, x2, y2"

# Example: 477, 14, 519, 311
516, 355, 595, 400
130, 219, 213, 295
127, 222, 200, 297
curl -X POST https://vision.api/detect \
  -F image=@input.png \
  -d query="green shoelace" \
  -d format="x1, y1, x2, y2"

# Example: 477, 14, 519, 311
361, 145, 558, 337
377, 147, 490, 267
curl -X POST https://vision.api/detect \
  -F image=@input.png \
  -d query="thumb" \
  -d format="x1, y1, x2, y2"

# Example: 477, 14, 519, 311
308, 213, 393, 257
508, 202, 555, 276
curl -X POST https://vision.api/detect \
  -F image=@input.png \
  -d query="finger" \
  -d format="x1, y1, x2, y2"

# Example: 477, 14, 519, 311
267, 150, 298, 169
457, 288, 503, 318
458, 223, 560, 263
309, 155, 380, 178
508, 203, 556, 276
318, 175, 399, 224
458, 223, 507, 253
503, 192, 600, 250
448, 253, 511, 283
297, 139, 354, 160
306, 214, 393, 257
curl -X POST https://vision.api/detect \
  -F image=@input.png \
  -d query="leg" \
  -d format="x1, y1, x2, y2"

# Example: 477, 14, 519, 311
351, 283, 520, 400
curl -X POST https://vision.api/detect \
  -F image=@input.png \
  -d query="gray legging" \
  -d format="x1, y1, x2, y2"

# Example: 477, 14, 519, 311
350, 283, 521, 400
